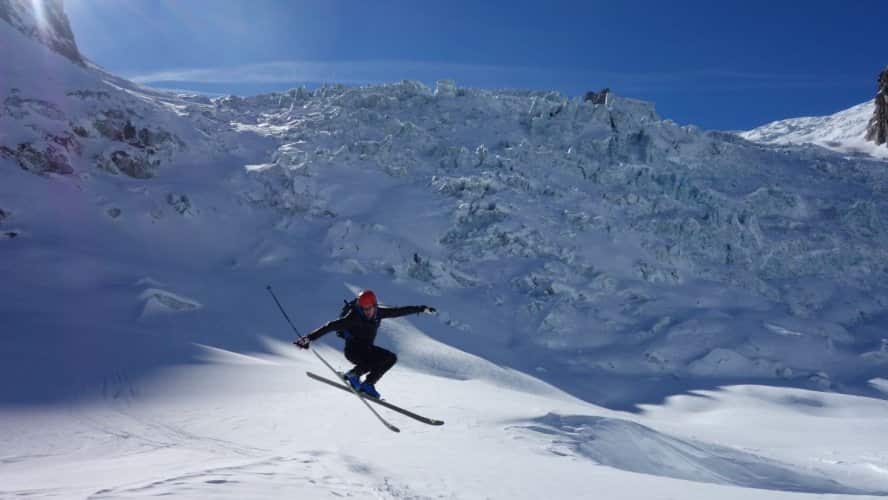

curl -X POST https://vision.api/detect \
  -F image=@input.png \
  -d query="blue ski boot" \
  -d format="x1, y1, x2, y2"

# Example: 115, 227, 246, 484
358, 382, 381, 399
342, 371, 361, 391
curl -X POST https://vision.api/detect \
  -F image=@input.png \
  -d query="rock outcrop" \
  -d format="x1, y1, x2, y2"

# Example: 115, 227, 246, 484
865, 67, 888, 146
0, 0, 84, 65
584, 88, 610, 105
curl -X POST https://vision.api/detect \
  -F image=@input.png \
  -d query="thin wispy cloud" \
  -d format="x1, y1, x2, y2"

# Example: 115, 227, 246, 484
128, 60, 864, 94
128, 60, 522, 86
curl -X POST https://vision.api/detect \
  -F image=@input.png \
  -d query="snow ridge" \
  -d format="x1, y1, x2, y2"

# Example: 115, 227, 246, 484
0, 0, 83, 64
741, 101, 888, 159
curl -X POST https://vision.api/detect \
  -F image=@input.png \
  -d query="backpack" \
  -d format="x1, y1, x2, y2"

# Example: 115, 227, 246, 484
335, 299, 356, 338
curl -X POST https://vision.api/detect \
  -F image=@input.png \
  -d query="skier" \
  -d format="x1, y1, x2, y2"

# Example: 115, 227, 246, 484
294, 290, 435, 399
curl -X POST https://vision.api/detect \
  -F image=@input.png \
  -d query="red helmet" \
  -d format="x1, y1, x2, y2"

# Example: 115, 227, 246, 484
357, 290, 377, 308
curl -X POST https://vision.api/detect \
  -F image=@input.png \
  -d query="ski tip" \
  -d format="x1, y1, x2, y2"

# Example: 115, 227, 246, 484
389, 424, 401, 433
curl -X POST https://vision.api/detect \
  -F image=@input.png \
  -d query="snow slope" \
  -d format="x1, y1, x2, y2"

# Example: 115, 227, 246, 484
2, 346, 888, 499
741, 101, 888, 159
2, 2, 888, 498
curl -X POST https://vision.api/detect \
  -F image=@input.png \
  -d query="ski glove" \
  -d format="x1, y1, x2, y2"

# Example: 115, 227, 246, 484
421, 305, 437, 313
294, 336, 311, 349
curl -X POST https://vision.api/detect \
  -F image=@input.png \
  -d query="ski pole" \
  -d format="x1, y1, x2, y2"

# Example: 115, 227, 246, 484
266, 285, 305, 339
268, 286, 407, 432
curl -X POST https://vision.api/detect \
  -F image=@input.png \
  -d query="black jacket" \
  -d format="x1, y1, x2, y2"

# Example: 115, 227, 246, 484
306, 305, 425, 345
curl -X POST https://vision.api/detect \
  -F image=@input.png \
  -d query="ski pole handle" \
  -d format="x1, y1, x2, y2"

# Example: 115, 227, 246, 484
266, 285, 305, 339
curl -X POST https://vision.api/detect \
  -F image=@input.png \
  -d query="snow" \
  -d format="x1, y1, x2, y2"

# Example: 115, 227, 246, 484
740, 101, 888, 159
139, 288, 202, 317
2, 3, 888, 498
2, 354, 888, 498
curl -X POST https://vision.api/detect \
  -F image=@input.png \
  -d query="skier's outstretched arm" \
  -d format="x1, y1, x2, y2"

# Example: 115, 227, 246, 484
294, 317, 349, 348
378, 305, 436, 319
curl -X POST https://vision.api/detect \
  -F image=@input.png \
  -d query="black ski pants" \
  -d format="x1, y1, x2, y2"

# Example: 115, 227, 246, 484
344, 342, 397, 386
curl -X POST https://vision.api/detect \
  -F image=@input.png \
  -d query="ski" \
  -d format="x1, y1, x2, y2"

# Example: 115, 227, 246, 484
307, 371, 445, 427
310, 350, 401, 433
265, 287, 438, 431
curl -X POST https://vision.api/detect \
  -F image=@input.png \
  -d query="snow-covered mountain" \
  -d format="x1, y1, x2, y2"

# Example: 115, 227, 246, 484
0, 0, 82, 64
0, 5, 254, 179
741, 100, 888, 159
2, 2, 888, 498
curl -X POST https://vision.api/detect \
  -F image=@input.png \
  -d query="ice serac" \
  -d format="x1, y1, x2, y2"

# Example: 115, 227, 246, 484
0, 0, 83, 65
216, 80, 888, 388
865, 67, 888, 146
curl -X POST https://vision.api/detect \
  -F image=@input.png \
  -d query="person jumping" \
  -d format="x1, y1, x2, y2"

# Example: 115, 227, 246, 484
294, 290, 435, 399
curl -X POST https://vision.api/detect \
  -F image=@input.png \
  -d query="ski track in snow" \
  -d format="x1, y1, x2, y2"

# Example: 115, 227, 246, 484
84, 455, 393, 500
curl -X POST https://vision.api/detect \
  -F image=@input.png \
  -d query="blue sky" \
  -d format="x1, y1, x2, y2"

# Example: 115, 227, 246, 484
66, 0, 886, 130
